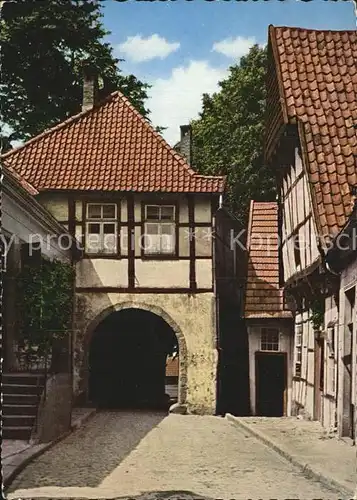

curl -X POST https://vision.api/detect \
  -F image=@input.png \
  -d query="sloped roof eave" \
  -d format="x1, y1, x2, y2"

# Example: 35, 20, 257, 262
2, 91, 225, 194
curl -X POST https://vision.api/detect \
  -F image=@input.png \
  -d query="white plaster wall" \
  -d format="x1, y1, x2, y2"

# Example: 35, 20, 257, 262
281, 149, 319, 283
121, 199, 128, 222
292, 309, 315, 420
195, 227, 212, 257
248, 323, 293, 416
75, 201, 82, 221
3, 192, 71, 263
179, 198, 189, 223
196, 259, 213, 289
37, 194, 69, 220
135, 260, 190, 288
194, 196, 211, 223
305, 309, 315, 419
339, 264, 357, 440
322, 294, 338, 432
74, 292, 217, 414
179, 228, 190, 257
76, 259, 128, 288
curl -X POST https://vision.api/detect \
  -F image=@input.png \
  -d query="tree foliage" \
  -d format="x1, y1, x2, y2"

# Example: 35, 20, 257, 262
17, 258, 75, 357
192, 45, 276, 226
0, 0, 151, 146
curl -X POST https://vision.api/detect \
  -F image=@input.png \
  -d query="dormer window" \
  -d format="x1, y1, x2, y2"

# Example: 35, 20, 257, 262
143, 205, 176, 256
85, 203, 117, 254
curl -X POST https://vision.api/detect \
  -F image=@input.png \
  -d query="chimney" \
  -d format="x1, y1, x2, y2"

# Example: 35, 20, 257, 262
82, 63, 99, 112
179, 124, 192, 166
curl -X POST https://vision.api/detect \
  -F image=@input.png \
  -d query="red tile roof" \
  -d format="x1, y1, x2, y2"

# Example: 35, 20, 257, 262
244, 201, 291, 319
269, 26, 357, 240
2, 91, 225, 194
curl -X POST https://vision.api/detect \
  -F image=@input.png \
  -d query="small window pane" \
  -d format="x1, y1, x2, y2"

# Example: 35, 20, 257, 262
146, 223, 159, 235
102, 234, 116, 254
88, 205, 101, 219
161, 223, 174, 235
88, 223, 100, 234
86, 234, 101, 253
146, 206, 160, 220
103, 223, 116, 234
261, 328, 279, 351
161, 206, 175, 221
145, 234, 161, 253
161, 234, 175, 253
103, 205, 116, 219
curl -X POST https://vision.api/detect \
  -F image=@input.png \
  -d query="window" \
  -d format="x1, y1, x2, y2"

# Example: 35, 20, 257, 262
295, 324, 302, 377
327, 326, 335, 357
328, 355, 336, 395
260, 328, 279, 351
143, 205, 176, 255
85, 203, 117, 254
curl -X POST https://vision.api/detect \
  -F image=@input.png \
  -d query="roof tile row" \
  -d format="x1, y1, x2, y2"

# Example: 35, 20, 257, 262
269, 26, 357, 239
2, 91, 225, 194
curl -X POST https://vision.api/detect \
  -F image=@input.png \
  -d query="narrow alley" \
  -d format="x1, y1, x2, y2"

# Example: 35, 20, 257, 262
7, 411, 341, 500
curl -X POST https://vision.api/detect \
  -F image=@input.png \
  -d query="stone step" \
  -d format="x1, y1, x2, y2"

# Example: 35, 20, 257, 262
3, 393, 40, 405
2, 383, 43, 395
3, 414, 36, 427
3, 426, 33, 440
3, 403, 38, 416
3, 373, 45, 386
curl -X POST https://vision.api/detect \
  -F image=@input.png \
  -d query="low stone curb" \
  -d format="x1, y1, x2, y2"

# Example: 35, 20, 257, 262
226, 413, 354, 499
3, 408, 96, 490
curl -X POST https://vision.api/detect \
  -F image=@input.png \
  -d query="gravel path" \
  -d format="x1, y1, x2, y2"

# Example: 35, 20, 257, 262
7, 411, 341, 500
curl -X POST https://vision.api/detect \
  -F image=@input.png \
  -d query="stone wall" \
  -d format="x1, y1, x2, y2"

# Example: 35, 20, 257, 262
33, 373, 72, 443
73, 292, 217, 414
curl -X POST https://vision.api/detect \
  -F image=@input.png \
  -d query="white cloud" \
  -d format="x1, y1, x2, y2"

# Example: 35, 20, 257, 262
116, 34, 180, 63
148, 60, 228, 146
212, 35, 257, 59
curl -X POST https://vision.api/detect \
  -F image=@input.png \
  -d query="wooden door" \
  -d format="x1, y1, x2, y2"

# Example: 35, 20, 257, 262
255, 352, 287, 417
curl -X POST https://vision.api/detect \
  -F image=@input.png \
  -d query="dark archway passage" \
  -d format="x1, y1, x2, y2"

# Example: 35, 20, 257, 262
88, 308, 178, 409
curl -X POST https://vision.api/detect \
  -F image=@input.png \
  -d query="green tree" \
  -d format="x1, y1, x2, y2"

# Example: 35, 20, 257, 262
0, 0, 151, 147
192, 45, 276, 226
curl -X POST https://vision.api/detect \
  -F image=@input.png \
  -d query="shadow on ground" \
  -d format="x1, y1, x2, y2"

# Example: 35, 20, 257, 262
7, 411, 166, 490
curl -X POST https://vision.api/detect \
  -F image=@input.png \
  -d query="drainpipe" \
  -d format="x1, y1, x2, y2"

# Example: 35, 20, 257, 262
212, 199, 221, 414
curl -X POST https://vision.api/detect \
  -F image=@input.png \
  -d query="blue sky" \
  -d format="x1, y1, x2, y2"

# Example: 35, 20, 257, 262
101, 0, 356, 144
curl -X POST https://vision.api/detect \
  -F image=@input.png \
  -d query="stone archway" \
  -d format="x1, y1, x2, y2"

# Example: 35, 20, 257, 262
84, 301, 188, 407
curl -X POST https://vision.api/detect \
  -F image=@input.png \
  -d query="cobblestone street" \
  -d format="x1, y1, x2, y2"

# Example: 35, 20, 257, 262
7, 411, 343, 500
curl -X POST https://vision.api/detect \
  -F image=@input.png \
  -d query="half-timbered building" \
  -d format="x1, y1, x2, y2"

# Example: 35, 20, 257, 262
2, 70, 244, 415
265, 26, 357, 436
326, 202, 357, 444
244, 201, 292, 417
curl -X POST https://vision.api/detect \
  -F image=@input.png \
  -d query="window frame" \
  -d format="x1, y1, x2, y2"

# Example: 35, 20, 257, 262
260, 327, 280, 352
84, 202, 120, 257
141, 202, 178, 259
295, 324, 303, 378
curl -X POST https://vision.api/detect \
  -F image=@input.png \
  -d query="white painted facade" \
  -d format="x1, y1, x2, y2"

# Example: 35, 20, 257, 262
338, 260, 357, 442
3, 185, 72, 263
247, 322, 293, 416
37, 191, 232, 414
280, 148, 339, 430
280, 148, 319, 283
